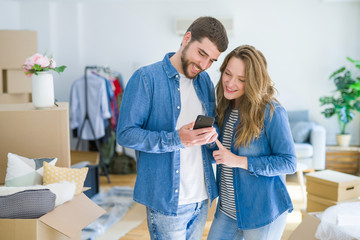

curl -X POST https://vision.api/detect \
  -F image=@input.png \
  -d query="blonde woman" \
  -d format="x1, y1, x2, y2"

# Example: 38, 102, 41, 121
207, 45, 296, 240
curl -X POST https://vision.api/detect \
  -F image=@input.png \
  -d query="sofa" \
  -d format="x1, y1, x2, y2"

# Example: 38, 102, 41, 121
287, 110, 326, 203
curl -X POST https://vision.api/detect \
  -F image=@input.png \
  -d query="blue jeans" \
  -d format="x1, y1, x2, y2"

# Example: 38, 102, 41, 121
146, 199, 209, 240
207, 209, 288, 240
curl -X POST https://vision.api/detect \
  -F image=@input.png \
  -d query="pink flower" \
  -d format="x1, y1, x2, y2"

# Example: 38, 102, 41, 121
28, 53, 50, 68
22, 53, 66, 78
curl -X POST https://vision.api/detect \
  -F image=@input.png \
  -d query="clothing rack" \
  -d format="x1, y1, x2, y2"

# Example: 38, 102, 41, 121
75, 65, 111, 183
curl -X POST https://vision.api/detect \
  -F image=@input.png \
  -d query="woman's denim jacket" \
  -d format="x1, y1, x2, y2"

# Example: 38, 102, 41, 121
116, 52, 218, 216
216, 102, 297, 229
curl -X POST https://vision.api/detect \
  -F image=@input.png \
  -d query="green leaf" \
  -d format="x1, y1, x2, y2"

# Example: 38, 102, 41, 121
347, 57, 360, 65
321, 108, 335, 118
54, 65, 67, 74
354, 101, 360, 111
33, 64, 42, 71
349, 81, 360, 91
347, 57, 360, 70
329, 67, 346, 79
319, 96, 334, 105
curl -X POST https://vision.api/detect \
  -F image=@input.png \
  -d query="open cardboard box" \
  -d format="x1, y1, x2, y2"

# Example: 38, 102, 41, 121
0, 192, 106, 240
0, 102, 106, 239
70, 150, 100, 198
288, 212, 321, 240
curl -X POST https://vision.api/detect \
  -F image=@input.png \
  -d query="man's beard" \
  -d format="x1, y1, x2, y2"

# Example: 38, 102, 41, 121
180, 44, 202, 79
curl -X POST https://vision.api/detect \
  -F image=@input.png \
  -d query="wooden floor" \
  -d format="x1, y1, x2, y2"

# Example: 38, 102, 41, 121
99, 173, 305, 240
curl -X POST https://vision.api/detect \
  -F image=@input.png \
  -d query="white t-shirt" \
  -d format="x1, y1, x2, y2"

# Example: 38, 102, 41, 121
176, 74, 208, 205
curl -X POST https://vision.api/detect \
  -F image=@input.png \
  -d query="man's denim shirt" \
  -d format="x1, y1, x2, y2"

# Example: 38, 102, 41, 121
116, 52, 218, 216
215, 102, 297, 229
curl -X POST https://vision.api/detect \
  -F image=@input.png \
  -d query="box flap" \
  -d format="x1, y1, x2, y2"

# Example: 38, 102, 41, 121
39, 193, 105, 238
306, 170, 360, 186
70, 150, 100, 165
288, 214, 321, 240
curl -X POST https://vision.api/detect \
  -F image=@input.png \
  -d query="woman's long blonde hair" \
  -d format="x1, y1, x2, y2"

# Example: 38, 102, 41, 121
216, 45, 278, 147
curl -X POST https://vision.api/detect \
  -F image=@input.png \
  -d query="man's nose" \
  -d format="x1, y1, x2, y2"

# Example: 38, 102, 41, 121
199, 59, 211, 70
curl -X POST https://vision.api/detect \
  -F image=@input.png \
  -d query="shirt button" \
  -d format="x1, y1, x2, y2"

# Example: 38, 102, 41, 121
175, 189, 178, 193
177, 88, 180, 91
176, 75, 179, 78
177, 106, 180, 109
176, 170, 179, 173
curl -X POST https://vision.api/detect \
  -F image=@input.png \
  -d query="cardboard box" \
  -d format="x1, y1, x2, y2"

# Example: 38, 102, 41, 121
71, 150, 100, 198
70, 150, 100, 166
307, 193, 360, 212
0, 193, 106, 240
0, 93, 31, 104
2, 69, 32, 94
0, 30, 38, 69
306, 169, 360, 202
0, 69, 2, 93
288, 213, 321, 240
0, 103, 71, 185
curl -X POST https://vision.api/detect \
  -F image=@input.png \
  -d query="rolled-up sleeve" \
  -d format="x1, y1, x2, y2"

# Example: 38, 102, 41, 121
247, 106, 297, 177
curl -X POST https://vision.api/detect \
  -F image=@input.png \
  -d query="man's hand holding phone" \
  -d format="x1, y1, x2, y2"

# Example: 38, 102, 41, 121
179, 115, 217, 147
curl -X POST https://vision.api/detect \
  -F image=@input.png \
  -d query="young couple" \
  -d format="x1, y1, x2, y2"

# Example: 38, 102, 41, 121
117, 16, 296, 240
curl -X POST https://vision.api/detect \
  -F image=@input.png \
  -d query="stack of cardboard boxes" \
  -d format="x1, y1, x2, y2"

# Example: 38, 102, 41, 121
0, 30, 106, 239
0, 103, 105, 239
306, 169, 360, 212
289, 170, 360, 240
0, 102, 72, 178
0, 30, 37, 104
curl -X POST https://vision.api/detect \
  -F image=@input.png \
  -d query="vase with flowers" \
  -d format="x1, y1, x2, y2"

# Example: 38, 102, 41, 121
23, 53, 66, 109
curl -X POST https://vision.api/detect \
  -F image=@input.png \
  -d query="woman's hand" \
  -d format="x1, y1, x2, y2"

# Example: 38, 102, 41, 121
213, 139, 248, 169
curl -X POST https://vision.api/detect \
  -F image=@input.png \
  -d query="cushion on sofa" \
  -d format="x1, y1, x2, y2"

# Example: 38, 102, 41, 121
291, 121, 315, 143
288, 110, 309, 123
5, 153, 57, 187
0, 189, 55, 219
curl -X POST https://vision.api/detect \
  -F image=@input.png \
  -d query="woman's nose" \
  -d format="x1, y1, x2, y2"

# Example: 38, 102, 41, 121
227, 77, 235, 86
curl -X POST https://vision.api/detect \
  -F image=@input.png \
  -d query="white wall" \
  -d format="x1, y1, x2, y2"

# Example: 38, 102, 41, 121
1, 0, 360, 145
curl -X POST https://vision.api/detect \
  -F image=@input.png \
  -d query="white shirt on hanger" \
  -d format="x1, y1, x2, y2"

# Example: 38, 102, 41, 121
70, 73, 111, 140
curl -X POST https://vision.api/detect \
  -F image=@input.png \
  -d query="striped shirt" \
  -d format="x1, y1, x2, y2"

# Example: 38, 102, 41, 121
219, 109, 238, 220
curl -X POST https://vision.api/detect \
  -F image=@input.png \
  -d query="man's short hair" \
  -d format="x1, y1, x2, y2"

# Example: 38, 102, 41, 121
186, 16, 229, 52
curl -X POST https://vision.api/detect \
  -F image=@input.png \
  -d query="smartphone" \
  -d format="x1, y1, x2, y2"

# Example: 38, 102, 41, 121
193, 115, 215, 130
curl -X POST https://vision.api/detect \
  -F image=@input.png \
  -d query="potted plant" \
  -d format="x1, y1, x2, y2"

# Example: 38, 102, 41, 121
319, 57, 360, 147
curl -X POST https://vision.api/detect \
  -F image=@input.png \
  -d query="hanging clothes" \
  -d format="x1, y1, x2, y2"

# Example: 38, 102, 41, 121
70, 73, 111, 140
109, 74, 124, 130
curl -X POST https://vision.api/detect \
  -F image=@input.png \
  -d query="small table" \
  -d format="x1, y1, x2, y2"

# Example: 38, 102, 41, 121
326, 145, 360, 176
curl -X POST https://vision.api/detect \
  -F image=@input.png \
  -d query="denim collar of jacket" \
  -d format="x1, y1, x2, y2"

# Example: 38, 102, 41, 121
163, 52, 178, 79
